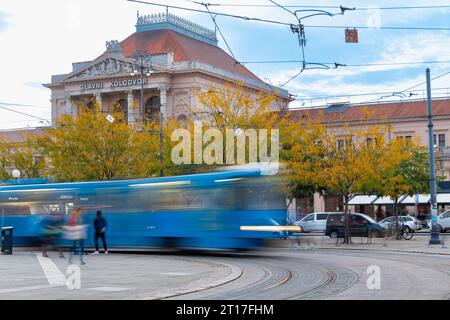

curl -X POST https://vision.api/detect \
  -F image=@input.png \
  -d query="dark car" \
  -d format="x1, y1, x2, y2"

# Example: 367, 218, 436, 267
325, 212, 386, 238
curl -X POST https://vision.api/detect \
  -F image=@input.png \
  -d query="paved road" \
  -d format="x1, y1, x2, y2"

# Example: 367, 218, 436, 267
172, 249, 449, 300
1, 247, 448, 300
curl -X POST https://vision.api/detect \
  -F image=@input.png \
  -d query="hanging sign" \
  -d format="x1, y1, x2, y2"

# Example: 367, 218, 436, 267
345, 28, 359, 43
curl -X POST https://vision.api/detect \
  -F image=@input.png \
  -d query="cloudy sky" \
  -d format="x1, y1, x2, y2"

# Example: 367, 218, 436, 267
1, 0, 450, 129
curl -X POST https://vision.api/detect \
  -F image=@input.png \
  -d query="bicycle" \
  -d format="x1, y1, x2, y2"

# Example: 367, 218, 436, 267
385, 220, 414, 240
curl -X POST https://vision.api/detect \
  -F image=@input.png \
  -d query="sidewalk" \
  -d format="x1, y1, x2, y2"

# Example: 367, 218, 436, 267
0, 250, 241, 299
268, 233, 450, 255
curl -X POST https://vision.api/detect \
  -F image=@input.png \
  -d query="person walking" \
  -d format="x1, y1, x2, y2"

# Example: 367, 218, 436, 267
93, 210, 108, 255
67, 208, 86, 265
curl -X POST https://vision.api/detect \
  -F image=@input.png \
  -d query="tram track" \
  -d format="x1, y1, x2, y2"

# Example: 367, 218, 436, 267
171, 254, 359, 300
170, 247, 449, 300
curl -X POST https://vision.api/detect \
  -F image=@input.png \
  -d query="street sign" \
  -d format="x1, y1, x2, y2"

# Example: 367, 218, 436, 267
345, 28, 359, 43
106, 115, 115, 123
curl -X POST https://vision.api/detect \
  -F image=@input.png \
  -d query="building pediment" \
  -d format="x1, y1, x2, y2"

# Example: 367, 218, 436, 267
60, 54, 163, 84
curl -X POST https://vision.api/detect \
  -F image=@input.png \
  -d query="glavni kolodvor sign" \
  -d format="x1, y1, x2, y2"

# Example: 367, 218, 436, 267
80, 78, 148, 91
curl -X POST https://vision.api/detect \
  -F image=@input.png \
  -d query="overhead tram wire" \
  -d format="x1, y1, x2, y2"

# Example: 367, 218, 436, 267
127, 0, 292, 26
240, 60, 450, 67
0, 105, 51, 122
289, 71, 450, 107
128, 1, 450, 32
195, 1, 238, 62
0, 101, 50, 109
293, 86, 450, 102
352, 70, 450, 105
306, 25, 450, 31
193, 3, 450, 11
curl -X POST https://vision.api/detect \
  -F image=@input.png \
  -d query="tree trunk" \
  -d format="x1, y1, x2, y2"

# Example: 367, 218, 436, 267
343, 194, 351, 244
393, 198, 400, 240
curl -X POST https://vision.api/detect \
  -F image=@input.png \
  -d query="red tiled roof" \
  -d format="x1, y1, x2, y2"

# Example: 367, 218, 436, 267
286, 99, 450, 122
120, 29, 263, 83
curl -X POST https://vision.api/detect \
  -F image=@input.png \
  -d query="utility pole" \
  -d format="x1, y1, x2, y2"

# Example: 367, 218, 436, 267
139, 54, 145, 121
159, 110, 164, 177
131, 51, 164, 177
426, 68, 441, 245
131, 50, 152, 124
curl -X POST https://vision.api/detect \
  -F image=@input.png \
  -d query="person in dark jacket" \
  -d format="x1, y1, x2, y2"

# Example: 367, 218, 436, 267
93, 210, 108, 255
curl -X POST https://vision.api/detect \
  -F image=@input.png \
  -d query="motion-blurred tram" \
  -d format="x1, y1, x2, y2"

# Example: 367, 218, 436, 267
0, 166, 288, 250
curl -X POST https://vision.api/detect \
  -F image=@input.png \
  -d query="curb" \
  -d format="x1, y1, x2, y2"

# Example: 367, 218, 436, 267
269, 241, 450, 256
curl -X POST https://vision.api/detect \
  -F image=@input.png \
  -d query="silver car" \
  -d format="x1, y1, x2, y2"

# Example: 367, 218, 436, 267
294, 212, 335, 232
379, 216, 420, 231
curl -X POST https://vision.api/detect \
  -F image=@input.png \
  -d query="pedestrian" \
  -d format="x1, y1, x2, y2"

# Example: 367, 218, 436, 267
66, 208, 86, 265
40, 215, 56, 258
93, 210, 108, 255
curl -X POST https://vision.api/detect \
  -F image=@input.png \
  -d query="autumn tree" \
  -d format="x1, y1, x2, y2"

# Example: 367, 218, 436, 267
39, 103, 162, 181
376, 137, 430, 237
0, 140, 11, 180
283, 110, 388, 242
183, 82, 280, 167
6, 137, 46, 179
280, 114, 327, 208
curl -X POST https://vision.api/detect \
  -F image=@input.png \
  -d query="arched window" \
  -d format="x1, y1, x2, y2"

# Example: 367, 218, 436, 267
86, 98, 96, 110
144, 96, 160, 122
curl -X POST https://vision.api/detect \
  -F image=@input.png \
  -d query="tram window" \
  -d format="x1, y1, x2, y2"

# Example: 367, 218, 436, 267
0, 189, 74, 216
0, 203, 31, 216
233, 183, 285, 210
88, 186, 205, 213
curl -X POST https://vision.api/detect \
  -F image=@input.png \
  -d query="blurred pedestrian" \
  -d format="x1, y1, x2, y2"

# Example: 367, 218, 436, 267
92, 210, 108, 255
40, 215, 56, 258
66, 208, 86, 265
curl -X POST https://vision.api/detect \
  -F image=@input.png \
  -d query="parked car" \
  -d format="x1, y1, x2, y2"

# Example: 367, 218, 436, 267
325, 212, 386, 238
294, 212, 335, 232
428, 210, 450, 232
379, 216, 421, 232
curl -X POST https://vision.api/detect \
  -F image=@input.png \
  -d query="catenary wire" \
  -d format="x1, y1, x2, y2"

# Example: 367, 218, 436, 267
0, 105, 51, 122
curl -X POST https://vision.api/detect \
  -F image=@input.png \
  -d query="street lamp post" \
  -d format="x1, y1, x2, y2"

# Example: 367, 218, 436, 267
131, 51, 164, 177
426, 68, 441, 245
131, 50, 152, 124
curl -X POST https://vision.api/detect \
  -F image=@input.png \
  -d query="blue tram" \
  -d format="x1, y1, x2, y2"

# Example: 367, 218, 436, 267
0, 167, 288, 250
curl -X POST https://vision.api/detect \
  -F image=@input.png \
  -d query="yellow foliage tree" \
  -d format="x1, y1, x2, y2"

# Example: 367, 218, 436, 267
6, 137, 46, 179
0, 139, 11, 180
283, 109, 389, 242
185, 82, 280, 168
376, 136, 430, 236
39, 103, 162, 181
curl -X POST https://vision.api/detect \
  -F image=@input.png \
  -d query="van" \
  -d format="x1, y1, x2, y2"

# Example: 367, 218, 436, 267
325, 212, 385, 238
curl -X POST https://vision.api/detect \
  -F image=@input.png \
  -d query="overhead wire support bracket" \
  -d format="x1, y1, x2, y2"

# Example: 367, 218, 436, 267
268, 0, 354, 84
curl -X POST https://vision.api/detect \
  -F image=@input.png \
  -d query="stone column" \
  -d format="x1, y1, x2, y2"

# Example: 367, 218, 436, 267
127, 91, 134, 125
50, 98, 57, 126
95, 93, 103, 111
65, 95, 72, 115
314, 192, 326, 212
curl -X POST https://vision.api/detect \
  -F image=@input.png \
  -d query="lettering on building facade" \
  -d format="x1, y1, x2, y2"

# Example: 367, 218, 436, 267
80, 78, 148, 91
